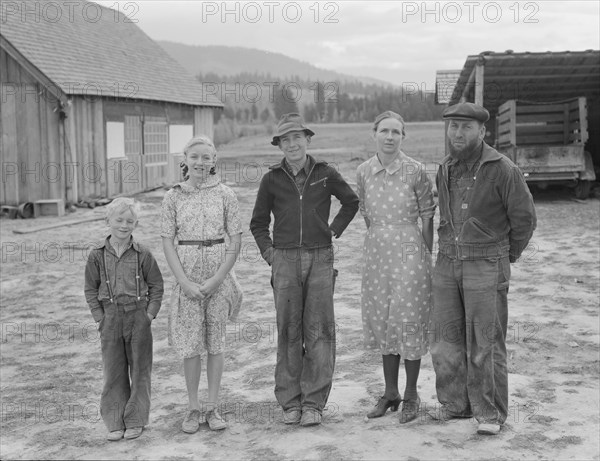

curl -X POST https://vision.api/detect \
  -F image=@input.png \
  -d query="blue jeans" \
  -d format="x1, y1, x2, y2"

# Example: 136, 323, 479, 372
271, 247, 336, 413
430, 254, 510, 424
99, 300, 153, 431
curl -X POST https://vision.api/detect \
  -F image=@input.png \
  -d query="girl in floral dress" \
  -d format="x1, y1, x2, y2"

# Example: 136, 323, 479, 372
356, 111, 435, 424
161, 135, 242, 433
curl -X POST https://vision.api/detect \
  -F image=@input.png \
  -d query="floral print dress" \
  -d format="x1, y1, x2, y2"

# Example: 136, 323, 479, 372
161, 175, 243, 358
356, 152, 436, 359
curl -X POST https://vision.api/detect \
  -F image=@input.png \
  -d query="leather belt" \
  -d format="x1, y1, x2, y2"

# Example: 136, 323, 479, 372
178, 239, 225, 247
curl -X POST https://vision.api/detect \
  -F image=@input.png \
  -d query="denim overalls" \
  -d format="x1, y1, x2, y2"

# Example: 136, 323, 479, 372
99, 248, 153, 432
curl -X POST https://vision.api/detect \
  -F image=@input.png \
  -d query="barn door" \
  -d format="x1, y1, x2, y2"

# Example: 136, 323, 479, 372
119, 115, 144, 195
142, 116, 169, 190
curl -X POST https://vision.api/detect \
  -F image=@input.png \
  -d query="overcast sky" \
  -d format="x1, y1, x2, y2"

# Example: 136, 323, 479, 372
96, 1, 599, 88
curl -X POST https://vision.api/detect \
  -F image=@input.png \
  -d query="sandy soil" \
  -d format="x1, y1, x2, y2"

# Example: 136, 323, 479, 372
1, 160, 599, 460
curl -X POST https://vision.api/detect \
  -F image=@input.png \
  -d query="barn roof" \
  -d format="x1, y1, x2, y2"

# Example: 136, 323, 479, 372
0, 0, 223, 108
446, 50, 600, 115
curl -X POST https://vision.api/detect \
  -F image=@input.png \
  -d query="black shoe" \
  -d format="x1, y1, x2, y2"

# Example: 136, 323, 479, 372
367, 395, 402, 418
399, 394, 421, 424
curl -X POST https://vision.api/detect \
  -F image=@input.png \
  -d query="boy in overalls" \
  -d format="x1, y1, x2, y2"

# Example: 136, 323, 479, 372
84, 198, 164, 440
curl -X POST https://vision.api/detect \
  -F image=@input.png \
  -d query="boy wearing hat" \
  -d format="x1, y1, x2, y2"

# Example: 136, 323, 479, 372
428, 102, 536, 435
250, 113, 359, 427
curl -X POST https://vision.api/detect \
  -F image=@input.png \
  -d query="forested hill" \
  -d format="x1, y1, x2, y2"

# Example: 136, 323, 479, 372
157, 41, 444, 144
157, 41, 393, 88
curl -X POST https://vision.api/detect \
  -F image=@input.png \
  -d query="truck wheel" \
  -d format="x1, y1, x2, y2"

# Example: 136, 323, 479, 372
574, 180, 591, 199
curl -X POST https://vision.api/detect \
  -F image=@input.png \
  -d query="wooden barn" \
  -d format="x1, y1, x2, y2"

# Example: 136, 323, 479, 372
0, 0, 223, 208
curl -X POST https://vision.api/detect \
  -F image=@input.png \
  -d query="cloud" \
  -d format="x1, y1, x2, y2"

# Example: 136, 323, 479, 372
94, 0, 600, 86
319, 41, 347, 55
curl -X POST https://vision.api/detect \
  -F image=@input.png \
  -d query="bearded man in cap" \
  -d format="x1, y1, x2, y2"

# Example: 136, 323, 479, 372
250, 113, 359, 427
428, 102, 536, 436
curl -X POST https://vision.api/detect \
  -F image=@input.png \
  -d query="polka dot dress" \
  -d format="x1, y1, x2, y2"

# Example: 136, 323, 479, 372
356, 152, 436, 358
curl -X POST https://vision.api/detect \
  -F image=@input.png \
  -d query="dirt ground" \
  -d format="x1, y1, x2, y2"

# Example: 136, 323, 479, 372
1, 150, 599, 460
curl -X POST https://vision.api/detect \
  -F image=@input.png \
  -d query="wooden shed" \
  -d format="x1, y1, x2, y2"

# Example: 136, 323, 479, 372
0, 0, 223, 208
436, 50, 600, 171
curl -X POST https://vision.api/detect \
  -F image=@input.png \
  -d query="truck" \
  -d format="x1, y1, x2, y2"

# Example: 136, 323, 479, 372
496, 97, 596, 199
438, 50, 600, 199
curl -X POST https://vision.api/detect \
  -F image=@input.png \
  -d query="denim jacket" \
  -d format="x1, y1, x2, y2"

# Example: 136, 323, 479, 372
84, 236, 164, 322
436, 143, 536, 262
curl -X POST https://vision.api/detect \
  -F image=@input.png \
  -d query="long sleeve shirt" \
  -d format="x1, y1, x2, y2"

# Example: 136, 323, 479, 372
84, 236, 164, 322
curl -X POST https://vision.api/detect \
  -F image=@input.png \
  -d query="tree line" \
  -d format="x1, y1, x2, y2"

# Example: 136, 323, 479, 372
197, 72, 445, 144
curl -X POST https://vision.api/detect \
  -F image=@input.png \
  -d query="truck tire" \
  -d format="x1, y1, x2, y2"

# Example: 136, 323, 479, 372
574, 180, 591, 199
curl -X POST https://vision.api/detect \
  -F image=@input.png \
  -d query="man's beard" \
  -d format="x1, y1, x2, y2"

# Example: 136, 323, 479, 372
448, 138, 482, 161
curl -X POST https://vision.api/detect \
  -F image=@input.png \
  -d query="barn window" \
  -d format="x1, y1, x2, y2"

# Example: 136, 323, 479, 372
169, 125, 194, 154
124, 115, 141, 155
106, 122, 125, 159
143, 116, 168, 166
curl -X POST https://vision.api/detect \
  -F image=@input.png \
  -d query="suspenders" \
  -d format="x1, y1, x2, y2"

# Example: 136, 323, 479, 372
102, 247, 141, 303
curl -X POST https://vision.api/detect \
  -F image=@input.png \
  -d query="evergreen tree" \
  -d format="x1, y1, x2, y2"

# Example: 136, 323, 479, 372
260, 107, 271, 122
196, 72, 445, 125
303, 103, 317, 122
273, 85, 299, 119
314, 81, 326, 122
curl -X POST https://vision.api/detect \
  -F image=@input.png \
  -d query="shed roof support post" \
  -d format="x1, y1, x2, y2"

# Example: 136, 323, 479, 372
578, 97, 589, 144
474, 57, 485, 106
508, 100, 517, 146
459, 55, 485, 104
460, 67, 475, 103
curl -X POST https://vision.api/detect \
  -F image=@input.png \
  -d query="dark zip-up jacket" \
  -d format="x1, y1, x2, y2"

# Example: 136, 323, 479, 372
437, 142, 536, 262
250, 155, 359, 258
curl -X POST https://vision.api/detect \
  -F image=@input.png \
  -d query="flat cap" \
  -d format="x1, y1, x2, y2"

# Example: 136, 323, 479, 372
442, 102, 489, 123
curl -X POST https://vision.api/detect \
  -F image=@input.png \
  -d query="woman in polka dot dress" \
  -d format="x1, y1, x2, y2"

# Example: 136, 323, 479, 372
356, 111, 435, 424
